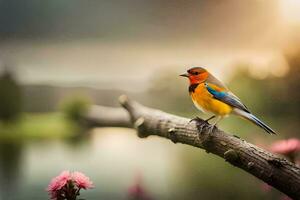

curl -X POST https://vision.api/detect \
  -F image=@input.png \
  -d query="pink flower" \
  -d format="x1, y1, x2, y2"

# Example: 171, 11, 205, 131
128, 181, 145, 197
47, 171, 71, 199
269, 138, 300, 163
47, 171, 71, 191
128, 174, 152, 200
260, 183, 272, 193
72, 171, 94, 189
46, 171, 93, 200
280, 195, 292, 200
270, 138, 300, 155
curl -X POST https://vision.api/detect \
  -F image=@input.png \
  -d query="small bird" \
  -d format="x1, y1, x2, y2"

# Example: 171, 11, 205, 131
180, 67, 276, 134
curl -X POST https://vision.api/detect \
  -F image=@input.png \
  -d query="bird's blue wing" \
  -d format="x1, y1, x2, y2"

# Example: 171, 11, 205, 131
205, 83, 250, 113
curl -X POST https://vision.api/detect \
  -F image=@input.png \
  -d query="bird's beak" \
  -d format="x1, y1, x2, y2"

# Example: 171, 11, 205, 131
180, 73, 189, 78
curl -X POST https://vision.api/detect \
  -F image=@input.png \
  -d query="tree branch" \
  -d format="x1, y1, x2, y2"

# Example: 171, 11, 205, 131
83, 95, 300, 199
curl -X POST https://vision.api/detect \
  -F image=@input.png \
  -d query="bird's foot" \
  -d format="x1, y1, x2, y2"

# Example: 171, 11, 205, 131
206, 116, 221, 135
189, 116, 218, 136
206, 124, 216, 135
189, 116, 210, 134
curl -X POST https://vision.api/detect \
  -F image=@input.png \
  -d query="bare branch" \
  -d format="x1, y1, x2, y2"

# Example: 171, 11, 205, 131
83, 95, 300, 199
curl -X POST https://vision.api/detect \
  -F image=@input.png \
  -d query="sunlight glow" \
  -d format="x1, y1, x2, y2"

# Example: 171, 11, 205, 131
242, 52, 289, 79
279, 0, 300, 25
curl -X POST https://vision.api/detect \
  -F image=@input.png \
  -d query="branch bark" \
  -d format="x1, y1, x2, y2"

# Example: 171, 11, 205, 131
83, 95, 300, 199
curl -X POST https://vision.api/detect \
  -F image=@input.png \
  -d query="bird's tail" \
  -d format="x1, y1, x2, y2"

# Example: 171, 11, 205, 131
233, 109, 276, 135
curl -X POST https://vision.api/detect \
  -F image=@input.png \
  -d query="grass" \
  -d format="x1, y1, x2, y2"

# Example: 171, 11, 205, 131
0, 112, 80, 141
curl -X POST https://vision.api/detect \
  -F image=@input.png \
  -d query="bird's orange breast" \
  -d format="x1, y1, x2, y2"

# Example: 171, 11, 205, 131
190, 83, 232, 116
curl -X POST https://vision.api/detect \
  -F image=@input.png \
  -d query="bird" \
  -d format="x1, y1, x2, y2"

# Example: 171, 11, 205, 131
180, 67, 276, 134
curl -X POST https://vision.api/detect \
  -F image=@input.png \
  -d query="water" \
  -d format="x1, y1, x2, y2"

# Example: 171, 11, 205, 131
0, 128, 182, 200
0, 127, 270, 200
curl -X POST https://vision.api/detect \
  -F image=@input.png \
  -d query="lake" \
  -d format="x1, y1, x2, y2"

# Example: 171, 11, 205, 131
0, 127, 268, 200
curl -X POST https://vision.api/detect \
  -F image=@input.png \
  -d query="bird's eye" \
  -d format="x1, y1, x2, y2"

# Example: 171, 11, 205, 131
194, 72, 199, 75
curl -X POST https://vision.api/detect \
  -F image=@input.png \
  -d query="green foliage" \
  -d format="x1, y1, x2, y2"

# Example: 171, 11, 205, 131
0, 113, 77, 141
60, 96, 91, 121
0, 70, 22, 121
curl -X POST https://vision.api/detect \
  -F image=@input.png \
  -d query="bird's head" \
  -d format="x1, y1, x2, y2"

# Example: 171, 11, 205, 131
180, 67, 209, 85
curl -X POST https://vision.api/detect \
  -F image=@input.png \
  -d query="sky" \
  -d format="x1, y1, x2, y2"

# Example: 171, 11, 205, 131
0, 0, 299, 90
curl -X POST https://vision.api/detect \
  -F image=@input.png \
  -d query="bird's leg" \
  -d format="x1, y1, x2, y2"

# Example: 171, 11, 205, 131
190, 115, 216, 125
204, 115, 216, 123
189, 116, 203, 123
206, 116, 223, 134
189, 115, 216, 134
189, 116, 206, 133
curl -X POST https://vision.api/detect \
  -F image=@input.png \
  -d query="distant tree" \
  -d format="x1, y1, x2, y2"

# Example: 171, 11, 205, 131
0, 68, 22, 121
60, 96, 90, 121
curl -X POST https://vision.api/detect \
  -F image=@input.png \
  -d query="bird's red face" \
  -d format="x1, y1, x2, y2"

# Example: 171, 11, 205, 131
180, 67, 209, 85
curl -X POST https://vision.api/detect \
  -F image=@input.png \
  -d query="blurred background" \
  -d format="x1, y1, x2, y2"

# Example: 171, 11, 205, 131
0, 0, 300, 199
